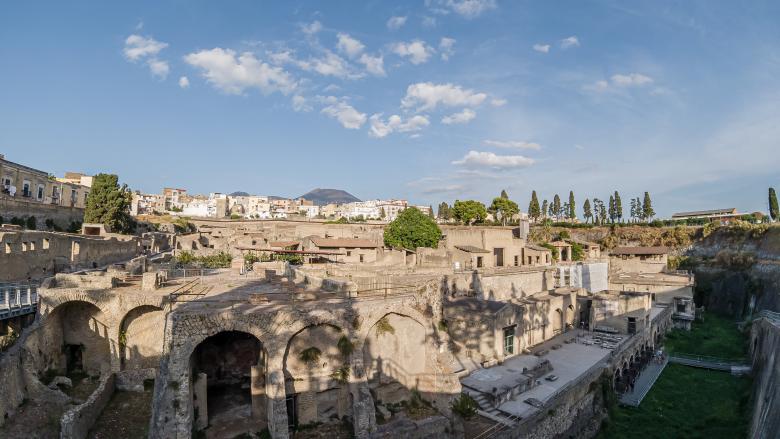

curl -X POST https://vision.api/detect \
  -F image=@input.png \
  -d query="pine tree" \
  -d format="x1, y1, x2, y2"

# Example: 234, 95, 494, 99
84, 173, 135, 233
553, 194, 561, 221
642, 192, 655, 220
614, 191, 623, 223
769, 187, 779, 222
568, 191, 576, 220
437, 202, 450, 220
500, 189, 509, 199
583, 199, 592, 223
541, 199, 548, 219
528, 191, 541, 221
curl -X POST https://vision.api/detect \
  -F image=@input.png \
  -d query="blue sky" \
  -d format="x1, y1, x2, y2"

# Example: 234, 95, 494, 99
1, 0, 779, 217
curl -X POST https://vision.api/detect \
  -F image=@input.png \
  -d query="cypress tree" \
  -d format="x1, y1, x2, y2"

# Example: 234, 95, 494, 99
769, 187, 779, 221
642, 192, 655, 220
500, 189, 509, 199
529, 191, 541, 221
568, 191, 576, 220
614, 191, 623, 222
583, 199, 592, 223
553, 194, 561, 220
541, 199, 548, 219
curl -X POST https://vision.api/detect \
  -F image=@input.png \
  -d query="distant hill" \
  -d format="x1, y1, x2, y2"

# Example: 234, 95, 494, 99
229, 191, 250, 197
299, 188, 361, 205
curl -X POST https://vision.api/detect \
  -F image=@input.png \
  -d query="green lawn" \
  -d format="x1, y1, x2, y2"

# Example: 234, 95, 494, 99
598, 364, 752, 439
663, 314, 748, 360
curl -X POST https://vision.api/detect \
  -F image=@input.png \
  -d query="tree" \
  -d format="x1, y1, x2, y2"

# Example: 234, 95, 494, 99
614, 191, 623, 223
594, 198, 607, 225
452, 200, 487, 225
769, 187, 779, 222
528, 191, 541, 221
84, 173, 135, 233
608, 195, 616, 223
428, 205, 435, 219
379, 207, 386, 219
437, 202, 451, 221
642, 192, 655, 220
552, 194, 561, 221
541, 199, 548, 220
500, 189, 509, 199
384, 207, 442, 250
630, 198, 637, 222
634, 197, 643, 221
489, 197, 519, 226
568, 191, 576, 220
583, 199, 592, 223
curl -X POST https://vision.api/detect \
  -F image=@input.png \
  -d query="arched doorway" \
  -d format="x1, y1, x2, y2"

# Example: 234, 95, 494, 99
189, 331, 267, 436
283, 324, 348, 429
554, 308, 564, 335
50, 300, 111, 376
118, 305, 164, 370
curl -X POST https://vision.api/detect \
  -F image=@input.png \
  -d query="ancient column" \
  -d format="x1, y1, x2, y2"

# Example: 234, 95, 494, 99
193, 373, 208, 431
265, 352, 290, 439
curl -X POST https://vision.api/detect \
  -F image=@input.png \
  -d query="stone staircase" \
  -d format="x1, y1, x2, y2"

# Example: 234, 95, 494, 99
619, 357, 668, 407
465, 390, 516, 427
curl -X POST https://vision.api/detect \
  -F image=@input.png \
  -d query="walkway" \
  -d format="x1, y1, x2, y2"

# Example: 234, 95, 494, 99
619, 357, 668, 407
668, 354, 751, 375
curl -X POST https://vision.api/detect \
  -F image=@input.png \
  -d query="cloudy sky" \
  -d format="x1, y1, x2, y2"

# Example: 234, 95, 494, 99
1, 0, 778, 216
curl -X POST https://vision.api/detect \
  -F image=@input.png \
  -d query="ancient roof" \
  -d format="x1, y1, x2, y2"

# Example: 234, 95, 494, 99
309, 237, 378, 248
525, 244, 551, 252
269, 241, 299, 248
549, 241, 571, 247
570, 238, 599, 247
454, 245, 491, 253
445, 297, 508, 314
610, 246, 669, 256
671, 208, 737, 218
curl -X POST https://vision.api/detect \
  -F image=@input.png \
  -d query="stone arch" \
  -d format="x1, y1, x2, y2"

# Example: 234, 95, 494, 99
362, 311, 430, 402
48, 300, 113, 376
282, 323, 349, 428
189, 330, 269, 435
118, 304, 165, 370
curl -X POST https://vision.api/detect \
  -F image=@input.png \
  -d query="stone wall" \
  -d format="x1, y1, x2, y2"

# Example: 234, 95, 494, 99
60, 373, 116, 439
0, 229, 141, 281
446, 268, 552, 301
0, 195, 84, 230
749, 316, 780, 439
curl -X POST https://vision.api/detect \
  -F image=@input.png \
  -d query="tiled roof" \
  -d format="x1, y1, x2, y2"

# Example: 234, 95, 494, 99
610, 246, 669, 256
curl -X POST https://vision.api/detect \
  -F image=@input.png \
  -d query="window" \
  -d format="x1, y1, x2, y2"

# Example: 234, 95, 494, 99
503, 326, 515, 355
476, 256, 483, 268
4, 243, 11, 254
22, 181, 31, 197
359, 254, 364, 263
43, 238, 49, 250
37, 184, 44, 200
22, 242, 28, 252
29, 241, 35, 251
514, 255, 519, 266
346, 251, 352, 257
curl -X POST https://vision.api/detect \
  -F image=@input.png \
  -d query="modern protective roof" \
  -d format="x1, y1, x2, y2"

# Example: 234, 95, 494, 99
454, 245, 491, 253
610, 246, 669, 256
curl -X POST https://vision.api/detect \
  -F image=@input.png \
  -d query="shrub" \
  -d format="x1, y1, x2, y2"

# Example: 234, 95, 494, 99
451, 394, 478, 419
25, 216, 37, 230
337, 335, 354, 358
570, 242, 584, 261
331, 365, 351, 384
541, 243, 559, 261
375, 317, 395, 336
244, 253, 261, 264
299, 347, 322, 365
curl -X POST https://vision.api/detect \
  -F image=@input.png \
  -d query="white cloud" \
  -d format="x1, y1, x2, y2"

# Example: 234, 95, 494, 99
336, 33, 365, 58
178, 76, 190, 88
358, 54, 386, 76
434, 0, 497, 18
401, 82, 487, 112
442, 108, 476, 124
307, 51, 358, 79
369, 114, 430, 138
560, 36, 580, 49
533, 43, 550, 53
422, 16, 437, 27
421, 184, 464, 194
452, 151, 535, 169
292, 95, 312, 112
439, 37, 456, 60
483, 140, 541, 150
301, 21, 323, 35
490, 98, 507, 107
586, 73, 654, 92
147, 58, 169, 79
610, 73, 654, 87
387, 16, 407, 30
321, 99, 367, 129
123, 34, 168, 61
184, 48, 296, 95
392, 40, 435, 65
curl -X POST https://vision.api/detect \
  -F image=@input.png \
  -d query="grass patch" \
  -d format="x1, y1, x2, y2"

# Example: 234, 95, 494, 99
598, 364, 752, 439
664, 314, 748, 360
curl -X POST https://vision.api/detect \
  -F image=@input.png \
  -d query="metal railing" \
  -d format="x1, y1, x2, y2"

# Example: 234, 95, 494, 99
0, 282, 39, 320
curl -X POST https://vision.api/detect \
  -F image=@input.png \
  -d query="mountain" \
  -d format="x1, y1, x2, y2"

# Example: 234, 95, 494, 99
229, 191, 250, 196
299, 188, 361, 206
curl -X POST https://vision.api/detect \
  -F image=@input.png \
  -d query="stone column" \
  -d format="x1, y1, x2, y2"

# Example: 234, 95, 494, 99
296, 390, 317, 425
265, 353, 289, 439
349, 352, 376, 439
251, 365, 266, 420
193, 373, 208, 431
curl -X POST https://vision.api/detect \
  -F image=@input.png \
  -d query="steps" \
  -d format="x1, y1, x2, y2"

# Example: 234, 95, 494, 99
619, 358, 667, 407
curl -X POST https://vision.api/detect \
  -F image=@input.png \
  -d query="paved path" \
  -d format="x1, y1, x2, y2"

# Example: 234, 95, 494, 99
619, 357, 668, 407
668, 354, 751, 375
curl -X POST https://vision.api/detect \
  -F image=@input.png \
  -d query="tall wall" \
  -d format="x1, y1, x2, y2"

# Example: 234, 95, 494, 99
446, 268, 553, 301
0, 195, 84, 229
0, 230, 141, 281
749, 316, 780, 439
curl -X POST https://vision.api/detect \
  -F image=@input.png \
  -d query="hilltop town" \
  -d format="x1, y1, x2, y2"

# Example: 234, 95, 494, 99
1, 154, 778, 439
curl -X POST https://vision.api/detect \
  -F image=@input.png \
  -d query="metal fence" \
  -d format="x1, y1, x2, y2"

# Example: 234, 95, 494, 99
0, 282, 39, 320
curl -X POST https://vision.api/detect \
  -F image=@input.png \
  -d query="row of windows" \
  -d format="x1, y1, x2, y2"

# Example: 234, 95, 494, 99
3, 238, 50, 254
